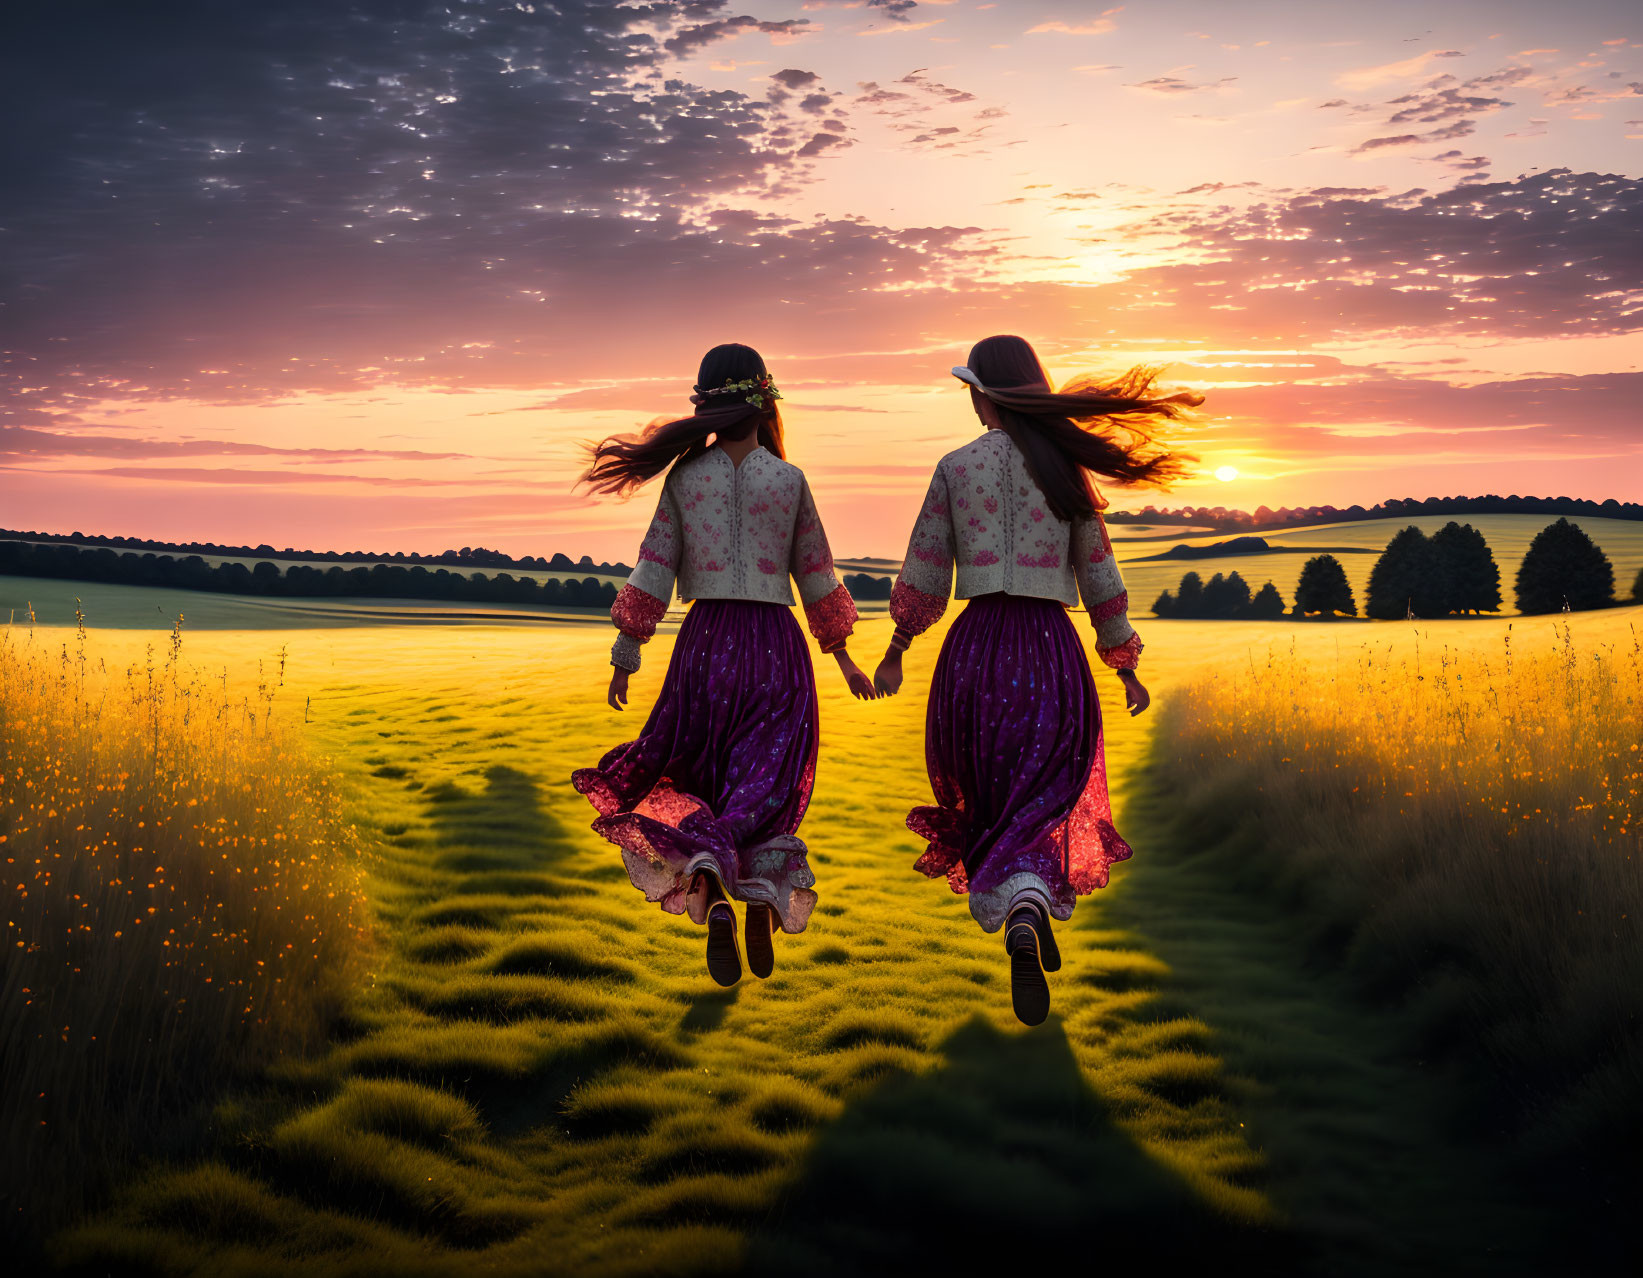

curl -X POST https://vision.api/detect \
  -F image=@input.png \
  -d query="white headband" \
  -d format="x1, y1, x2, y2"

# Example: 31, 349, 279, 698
951, 365, 986, 392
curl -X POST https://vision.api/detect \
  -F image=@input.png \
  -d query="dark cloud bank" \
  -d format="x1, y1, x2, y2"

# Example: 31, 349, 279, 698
2, 1, 1640, 423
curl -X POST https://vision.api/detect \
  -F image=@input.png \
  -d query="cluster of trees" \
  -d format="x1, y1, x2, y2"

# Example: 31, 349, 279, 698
1106, 493, 1642, 533
1365, 518, 1622, 617
843, 573, 892, 601
0, 540, 618, 608
1218, 519, 1630, 622
0, 528, 631, 577
1365, 522, 1501, 619
1152, 571, 1286, 619
1515, 518, 1619, 615
1294, 555, 1357, 617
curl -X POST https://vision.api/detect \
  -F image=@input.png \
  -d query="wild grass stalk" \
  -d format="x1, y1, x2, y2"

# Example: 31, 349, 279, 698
0, 609, 371, 1247
1155, 621, 1642, 1194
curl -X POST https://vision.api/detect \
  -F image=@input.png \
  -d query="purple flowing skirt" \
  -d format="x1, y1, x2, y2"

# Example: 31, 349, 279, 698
907, 593, 1133, 931
572, 600, 819, 934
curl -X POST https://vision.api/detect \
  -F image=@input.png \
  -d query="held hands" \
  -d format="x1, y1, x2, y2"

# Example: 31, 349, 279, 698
610, 644, 1144, 714
607, 665, 630, 711
1118, 668, 1150, 717
834, 649, 879, 701
873, 649, 904, 698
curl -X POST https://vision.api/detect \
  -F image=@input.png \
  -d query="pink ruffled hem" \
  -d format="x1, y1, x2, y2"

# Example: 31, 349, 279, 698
907, 759, 1133, 928
571, 769, 818, 934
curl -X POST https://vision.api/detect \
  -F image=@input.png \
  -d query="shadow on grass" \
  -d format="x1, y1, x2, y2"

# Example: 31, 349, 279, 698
1091, 755, 1580, 1277
423, 764, 576, 877
680, 986, 739, 1035
749, 1015, 1294, 1274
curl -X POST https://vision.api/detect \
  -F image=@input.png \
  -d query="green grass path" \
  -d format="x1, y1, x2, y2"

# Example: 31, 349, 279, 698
53, 625, 1544, 1275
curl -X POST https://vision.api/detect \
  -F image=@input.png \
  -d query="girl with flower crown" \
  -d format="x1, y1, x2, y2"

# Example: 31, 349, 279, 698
574, 343, 876, 986
873, 335, 1199, 1025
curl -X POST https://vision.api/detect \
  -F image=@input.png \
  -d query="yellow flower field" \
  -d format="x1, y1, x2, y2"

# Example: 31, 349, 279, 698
2, 594, 1636, 1274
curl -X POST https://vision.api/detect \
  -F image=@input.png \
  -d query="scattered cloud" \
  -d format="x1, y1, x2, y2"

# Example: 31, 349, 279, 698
1118, 169, 1643, 342
1026, 19, 1117, 36
860, 18, 945, 35
1125, 74, 1238, 94
0, 427, 467, 464
1338, 50, 1467, 92
664, 15, 812, 55
770, 67, 821, 89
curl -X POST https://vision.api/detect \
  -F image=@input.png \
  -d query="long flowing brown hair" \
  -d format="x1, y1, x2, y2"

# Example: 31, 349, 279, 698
965, 334, 1199, 522
580, 343, 787, 497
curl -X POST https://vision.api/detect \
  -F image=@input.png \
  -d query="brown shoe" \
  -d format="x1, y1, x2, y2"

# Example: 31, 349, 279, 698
705, 902, 742, 986
745, 902, 775, 979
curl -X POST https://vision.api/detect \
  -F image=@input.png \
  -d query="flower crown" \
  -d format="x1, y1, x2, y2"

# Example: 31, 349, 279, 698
697, 373, 783, 408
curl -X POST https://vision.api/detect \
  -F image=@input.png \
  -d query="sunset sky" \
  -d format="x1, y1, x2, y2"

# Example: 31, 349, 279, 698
3, 0, 1640, 560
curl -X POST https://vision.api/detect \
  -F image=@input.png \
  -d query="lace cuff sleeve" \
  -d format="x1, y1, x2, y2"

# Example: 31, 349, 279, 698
611, 633, 643, 673
1096, 630, 1144, 671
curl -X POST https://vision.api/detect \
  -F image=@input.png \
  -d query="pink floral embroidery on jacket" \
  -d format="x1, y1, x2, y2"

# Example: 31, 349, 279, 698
616, 445, 855, 668
797, 549, 833, 576
889, 430, 1140, 666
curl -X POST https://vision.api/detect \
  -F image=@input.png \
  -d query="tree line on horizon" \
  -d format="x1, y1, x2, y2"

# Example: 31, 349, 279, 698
0, 541, 619, 609
2, 519, 1633, 618
4, 491, 1638, 574
1152, 518, 1636, 620
0, 527, 633, 578
1109, 492, 1643, 533
0, 539, 905, 610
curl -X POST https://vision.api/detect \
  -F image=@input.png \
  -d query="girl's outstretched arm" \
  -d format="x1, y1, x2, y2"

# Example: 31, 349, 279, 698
605, 487, 681, 709
876, 468, 955, 697
790, 477, 874, 699
1073, 510, 1148, 713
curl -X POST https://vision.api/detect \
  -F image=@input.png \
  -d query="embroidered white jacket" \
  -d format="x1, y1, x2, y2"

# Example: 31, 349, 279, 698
607, 445, 856, 671
889, 429, 1142, 669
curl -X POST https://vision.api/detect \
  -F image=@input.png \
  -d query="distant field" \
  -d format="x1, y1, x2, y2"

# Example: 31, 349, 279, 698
1115, 514, 1643, 617
28, 584, 1642, 1274
0, 538, 630, 589
9, 515, 1638, 631
0, 575, 616, 631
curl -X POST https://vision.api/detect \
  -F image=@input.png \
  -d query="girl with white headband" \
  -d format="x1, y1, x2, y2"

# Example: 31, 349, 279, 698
874, 334, 1199, 1024
574, 343, 876, 987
